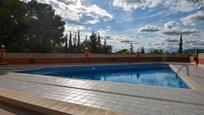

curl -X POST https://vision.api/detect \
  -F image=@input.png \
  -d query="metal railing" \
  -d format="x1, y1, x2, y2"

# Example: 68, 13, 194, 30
162, 54, 167, 62
177, 65, 190, 76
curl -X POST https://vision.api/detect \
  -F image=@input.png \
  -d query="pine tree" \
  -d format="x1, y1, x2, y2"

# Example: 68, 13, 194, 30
178, 34, 183, 54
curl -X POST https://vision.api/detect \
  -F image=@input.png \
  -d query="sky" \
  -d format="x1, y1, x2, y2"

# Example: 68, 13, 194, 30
23, 0, 204, 52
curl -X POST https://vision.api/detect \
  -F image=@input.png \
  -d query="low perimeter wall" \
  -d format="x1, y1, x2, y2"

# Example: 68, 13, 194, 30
190, 57, 204, 65
198, 57, 204, 64
4, 53, 191, 64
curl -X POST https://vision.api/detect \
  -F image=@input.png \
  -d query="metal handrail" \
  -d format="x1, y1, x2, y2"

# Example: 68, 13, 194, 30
177, 65, 190, 76
162, 54, 167, 62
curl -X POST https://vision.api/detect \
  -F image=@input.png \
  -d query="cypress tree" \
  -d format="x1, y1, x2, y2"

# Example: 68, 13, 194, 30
97, 33, 101, 46
69, 31, 72, 53
103, 39, 107, 53
141, 47, 145, 54
130, 43, 133, 54
65, 34, 68, 53
178, 34, 183, 54
77, 30, 81, 52
77, 30, 80, 47
73, 35, 77, 52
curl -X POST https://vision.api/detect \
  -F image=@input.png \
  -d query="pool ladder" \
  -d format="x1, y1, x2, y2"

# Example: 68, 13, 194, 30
162, 54, 167, 63
177, 65, 190, 76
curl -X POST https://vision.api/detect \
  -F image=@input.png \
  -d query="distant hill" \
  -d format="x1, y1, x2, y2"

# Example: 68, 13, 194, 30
184, 48, 204, 53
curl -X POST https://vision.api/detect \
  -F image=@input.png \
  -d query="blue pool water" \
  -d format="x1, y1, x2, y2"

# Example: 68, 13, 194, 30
18, 64, 190, 88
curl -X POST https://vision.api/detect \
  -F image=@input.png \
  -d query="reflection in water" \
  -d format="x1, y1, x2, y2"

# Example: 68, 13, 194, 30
136, 72, 140, 80
61, 68, 189, 88
20, 67, 189, 89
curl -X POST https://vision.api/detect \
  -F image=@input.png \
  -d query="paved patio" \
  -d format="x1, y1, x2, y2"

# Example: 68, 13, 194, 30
0, 63, 204, 115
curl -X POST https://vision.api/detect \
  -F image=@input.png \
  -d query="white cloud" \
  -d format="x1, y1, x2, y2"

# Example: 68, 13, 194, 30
24, 0, 113, 25
180, 11, 204, 25
82, 4, 113, 24
64, 24, 85, 32
181, 28, 199, 34
113, 0, 142, 11
162, 21, 199, 35
104, 26, 202, 52
140, 21, 200, 35
162, 28, 199, 35
139, 25, 160, 32
166, 0, 195, 13
112, 0, 196, 12
143, 0, 163, 8
164, 21, 178, 29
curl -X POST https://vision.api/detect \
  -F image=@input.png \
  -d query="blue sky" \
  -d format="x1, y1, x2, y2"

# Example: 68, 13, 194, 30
24, 0, 204, 52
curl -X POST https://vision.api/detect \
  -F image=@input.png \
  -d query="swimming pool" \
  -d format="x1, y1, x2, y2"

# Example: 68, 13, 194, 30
18, 64, 190, 88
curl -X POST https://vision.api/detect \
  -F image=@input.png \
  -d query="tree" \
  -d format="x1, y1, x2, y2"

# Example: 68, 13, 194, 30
130, 43, 133, 54
178, 34, 183, 54
73, 35, 77, 52
27, 0, 65, 53
80, 32, 112, 54
77, 30, 80, 47
90, 32, 97, 53
64, 34, 68, 53
0, 0, 29, 52
104, 39, 107, 46
141, 47, 145, 54
104, 45, 112, 54
0, 0, 66, 53
116, 49, 129, 55
68, 31, 73, 53
148, 49, 164, 55
81, 36, 91, 52
97, 33, 101, 46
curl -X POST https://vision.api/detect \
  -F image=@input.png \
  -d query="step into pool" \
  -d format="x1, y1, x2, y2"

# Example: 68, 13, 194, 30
18, 64, 190, 89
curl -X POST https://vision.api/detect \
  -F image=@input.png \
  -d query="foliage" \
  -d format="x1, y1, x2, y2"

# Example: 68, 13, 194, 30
67, 31, 112, 54
90, 32, 97, 53
147, 49, 164, 55
26, 0, 65, 53
0, 0, 112, 54
0, 0, 65, 53
141, 47, 145, 54
116, 49, 130, 55
0, 0, 29, 52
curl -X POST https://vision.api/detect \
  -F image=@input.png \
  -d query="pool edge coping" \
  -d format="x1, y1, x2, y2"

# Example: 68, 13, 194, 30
0, 87, 122, 115
170, 64, 202, 91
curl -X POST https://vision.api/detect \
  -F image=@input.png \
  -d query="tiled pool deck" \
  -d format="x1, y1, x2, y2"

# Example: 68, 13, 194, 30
0, 63, 204, 115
